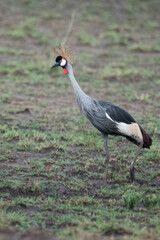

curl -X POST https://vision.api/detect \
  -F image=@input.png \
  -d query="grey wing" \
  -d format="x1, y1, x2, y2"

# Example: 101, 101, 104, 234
84, 103, 119, 135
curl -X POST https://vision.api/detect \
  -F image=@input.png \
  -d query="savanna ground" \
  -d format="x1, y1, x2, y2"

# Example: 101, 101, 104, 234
0, 0, 160, 239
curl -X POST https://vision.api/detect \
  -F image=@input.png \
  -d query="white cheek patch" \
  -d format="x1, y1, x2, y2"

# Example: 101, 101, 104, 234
60, 58, 67, 67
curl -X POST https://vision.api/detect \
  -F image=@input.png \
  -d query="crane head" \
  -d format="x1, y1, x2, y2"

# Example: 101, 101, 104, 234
52, 56, 68, 74
51, 46, 75, 75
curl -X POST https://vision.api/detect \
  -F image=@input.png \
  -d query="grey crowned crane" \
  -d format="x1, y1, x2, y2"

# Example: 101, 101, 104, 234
52, 46, 152, 184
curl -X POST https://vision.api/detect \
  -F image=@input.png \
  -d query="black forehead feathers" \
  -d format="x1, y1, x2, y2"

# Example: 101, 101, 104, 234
56, 56, 62, 62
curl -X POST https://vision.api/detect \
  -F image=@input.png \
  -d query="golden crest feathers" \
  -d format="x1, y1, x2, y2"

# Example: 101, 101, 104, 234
54, 46, 76, 64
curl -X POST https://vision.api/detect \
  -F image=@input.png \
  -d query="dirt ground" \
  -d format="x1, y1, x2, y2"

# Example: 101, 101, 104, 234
0, 0, 160, 240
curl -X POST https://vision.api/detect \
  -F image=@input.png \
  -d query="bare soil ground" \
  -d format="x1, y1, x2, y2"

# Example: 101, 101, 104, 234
0, 0, 160, 239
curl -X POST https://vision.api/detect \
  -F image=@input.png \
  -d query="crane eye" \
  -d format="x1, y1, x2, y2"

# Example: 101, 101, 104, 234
60, 58, 67, 67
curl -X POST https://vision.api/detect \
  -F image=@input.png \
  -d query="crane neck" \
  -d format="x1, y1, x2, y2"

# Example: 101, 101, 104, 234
66, 62, 92, 113
66, 62, 90, 99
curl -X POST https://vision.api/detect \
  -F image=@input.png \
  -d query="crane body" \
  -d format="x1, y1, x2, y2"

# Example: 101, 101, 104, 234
52, 48, 152, 183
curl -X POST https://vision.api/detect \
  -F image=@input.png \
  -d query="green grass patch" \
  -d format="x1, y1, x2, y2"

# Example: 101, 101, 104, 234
130, 43, 160, 53
5, 18, 49, 44
123, 190, 160, 209
76, 31, 99, 46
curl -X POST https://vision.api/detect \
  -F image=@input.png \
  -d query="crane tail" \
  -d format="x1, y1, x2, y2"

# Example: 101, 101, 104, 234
139, 125, 152, 148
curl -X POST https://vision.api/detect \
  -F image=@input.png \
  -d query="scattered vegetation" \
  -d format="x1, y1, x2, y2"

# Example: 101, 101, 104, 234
76, 31, 99, 46
0, 0, 160, 240
130, 43, 160, 53
123, 190, 160, 209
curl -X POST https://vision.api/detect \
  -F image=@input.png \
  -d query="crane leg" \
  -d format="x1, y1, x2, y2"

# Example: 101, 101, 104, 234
104, 136, 110, 184
130, 143, 143, 183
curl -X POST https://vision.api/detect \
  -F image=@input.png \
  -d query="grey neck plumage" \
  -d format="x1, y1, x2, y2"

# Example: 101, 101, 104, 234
66, 62, 93, 115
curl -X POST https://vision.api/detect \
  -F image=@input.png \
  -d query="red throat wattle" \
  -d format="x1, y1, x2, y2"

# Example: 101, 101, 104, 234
63, 68, 68, 75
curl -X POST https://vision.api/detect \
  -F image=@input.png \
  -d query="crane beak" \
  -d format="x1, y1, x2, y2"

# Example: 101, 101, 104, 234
51, 62, 59, 68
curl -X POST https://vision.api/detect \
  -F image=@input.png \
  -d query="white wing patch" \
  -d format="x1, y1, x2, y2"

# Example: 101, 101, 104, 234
105, 112, 143, 142
105, 112, 112, 121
